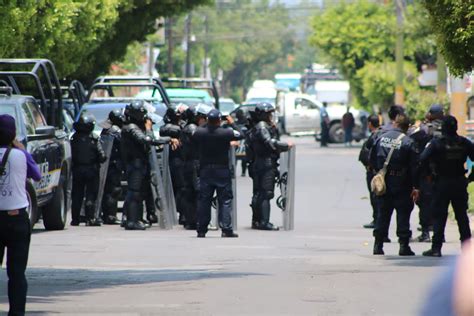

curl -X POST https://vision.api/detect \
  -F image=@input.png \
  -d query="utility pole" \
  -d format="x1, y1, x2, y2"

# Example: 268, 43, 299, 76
166, 17, 174, 76
436, 51, 447, 96
185, 14, 192, 78
394, 0, 405, 106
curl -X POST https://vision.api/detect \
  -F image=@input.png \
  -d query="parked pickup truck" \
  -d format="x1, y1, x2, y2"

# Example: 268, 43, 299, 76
0, 59, 72, 230
275, 91, 368, 143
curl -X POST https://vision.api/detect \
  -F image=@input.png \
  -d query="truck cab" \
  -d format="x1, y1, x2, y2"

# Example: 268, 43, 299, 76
0, 59, 72, 230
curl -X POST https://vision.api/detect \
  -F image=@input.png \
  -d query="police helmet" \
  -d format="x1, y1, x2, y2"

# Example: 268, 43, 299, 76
108, 108, 125, 127
125, 100, 147, 123
184, 105, 197, 123
255, 102, 275, 121
441, 115, 457, 136
196, 103, 213, 117
74, 112, 96, 133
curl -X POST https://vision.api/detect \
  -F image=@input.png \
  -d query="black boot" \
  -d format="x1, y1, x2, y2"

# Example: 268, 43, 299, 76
258, 222, 279, 231
399, 242, 415, 256
423, 244, 442, 257
86, 218, 101, 227
251, 221, 260, 229
413, 231, 431, 243
147, 212, 158, 224
125, 221, 147, 230
363, 221, 375, 229
221, 230, 239, 238
373, 240, 384, 255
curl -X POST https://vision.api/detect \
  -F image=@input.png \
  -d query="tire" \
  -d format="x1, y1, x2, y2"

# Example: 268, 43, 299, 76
329, 122, 344, 143
26, 181, 38, 229
43, 176, 67, 230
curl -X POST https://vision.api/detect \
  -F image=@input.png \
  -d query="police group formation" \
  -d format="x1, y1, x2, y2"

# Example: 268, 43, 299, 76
70, 101, 291, 237
359, 104, 474, 257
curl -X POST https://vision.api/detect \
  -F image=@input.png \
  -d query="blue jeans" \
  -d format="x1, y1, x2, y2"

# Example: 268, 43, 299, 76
344, 127, 353, 143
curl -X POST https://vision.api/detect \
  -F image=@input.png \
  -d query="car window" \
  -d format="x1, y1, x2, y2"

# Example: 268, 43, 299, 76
21, 103, 36, 135
26, 100, 46, 127
302, 98, 319, 110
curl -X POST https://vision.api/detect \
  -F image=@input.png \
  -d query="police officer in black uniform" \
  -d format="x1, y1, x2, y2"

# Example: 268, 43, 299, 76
180, 104, 212, 230
100, 109, 125, 225
369, 114, 419, 256
121, 100, 168, 230
193, 108, 243, 238
245, 108, 260, 228
249, 102, 292, 231
160, 105, 186, 225
420, 115, 474, 257
359, 114, 381, 229
71, 113, 107, 226
408, 104, 444, 242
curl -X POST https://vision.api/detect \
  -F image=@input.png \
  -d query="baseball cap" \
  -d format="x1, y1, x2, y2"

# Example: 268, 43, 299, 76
429, 104, 444, 115
207, 108, 221, 120
0, 114, 16, 141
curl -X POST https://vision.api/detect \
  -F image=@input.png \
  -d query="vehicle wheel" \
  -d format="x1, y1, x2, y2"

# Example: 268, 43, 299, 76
329, 122, 344, 143
43, 176, 67, 230
26, 181, 38, 229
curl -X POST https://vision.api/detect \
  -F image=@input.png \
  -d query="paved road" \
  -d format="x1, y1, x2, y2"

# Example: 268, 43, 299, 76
0, 137, 464, 315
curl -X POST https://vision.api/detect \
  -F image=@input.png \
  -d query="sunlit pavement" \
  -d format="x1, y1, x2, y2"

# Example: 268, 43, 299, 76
0, 137, 465, 315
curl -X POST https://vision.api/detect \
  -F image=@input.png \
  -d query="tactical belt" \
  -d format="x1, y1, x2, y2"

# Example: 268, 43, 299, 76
201, 164, 228, 169
0, 208, 27, 216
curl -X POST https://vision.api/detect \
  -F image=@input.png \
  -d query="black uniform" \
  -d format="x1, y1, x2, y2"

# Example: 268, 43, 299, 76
160, 122, 185, 223
71, 131, 107, 225
420, 133, 474, 255
250, 121, 289, 230
359, 128, 381, 225
180, 122, 199, 229
369, 128, 418, 255
100, 125, 123, 224
408, 119, 442, 238
193, 122, 243, 236
121, 122, 156, 230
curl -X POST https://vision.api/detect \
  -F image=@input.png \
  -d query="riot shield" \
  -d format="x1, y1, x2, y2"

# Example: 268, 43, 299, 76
278, 146, 295, 230
229, 146, 238, 230
160, 144, 178, 225
94, 133, 114, 219
149, 146, 173, 229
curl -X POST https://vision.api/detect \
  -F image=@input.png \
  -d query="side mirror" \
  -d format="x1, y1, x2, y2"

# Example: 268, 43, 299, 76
28, 126, 56, 141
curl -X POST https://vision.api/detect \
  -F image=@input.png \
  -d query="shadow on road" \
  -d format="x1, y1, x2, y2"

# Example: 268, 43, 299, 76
384, 255, 456, 267
0, 267, 265, 311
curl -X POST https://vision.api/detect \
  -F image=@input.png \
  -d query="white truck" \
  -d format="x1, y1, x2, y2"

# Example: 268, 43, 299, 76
275, 91, 367, 143
245, 80, 277, 105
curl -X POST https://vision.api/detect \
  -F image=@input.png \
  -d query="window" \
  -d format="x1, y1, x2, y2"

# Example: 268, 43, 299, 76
26, 100, 46, 127
21, 103, 36, 135
301, 99, 319, 110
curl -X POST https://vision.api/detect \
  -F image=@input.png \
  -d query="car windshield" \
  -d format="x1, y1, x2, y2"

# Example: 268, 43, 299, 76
246, 98, 275, 106
220, 101, 237, 114
0, 103, 21, 132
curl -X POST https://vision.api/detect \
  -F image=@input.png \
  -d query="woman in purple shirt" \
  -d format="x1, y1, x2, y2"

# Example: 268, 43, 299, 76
0, 114, 41, 316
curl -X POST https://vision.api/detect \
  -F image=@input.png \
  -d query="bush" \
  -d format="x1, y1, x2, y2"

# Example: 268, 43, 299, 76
405, 89, 450, 121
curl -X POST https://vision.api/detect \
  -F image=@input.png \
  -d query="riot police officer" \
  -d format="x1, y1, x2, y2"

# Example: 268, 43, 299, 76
193, 108, 243, 238
180, 104, 212, 230
160, 105, 186, 225
100, 109, 125, 225
369, 114, 419, 256
121, 100, 168, 230
71, 113, 107, 226
246, 108, 259, 228
420, 116, 474, 257
249, 102, 293, 231
408, 104, 444, 242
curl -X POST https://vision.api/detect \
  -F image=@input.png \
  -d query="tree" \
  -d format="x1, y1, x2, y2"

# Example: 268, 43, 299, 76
0, 0, 209, 82
422, 0, 474, 75
309, 0, 437, 109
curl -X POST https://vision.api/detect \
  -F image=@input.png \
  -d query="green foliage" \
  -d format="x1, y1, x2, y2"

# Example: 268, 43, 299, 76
405, 89, 450, 122
422, 0, 474, 75
356, 61, 419, 111
0, 0, 209, 82
309, 0, 437, 109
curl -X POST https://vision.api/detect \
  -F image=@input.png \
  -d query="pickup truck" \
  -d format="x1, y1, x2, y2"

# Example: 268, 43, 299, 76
0, 59, 72, 230
275, 91, 367, 143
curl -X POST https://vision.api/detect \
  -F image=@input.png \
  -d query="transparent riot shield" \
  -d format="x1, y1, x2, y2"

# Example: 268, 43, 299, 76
229, 146, 238, 230
149, 146, 173, 229
278, 146, 295, 230
94, 133, 114, 220
160, 144, 178, 225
